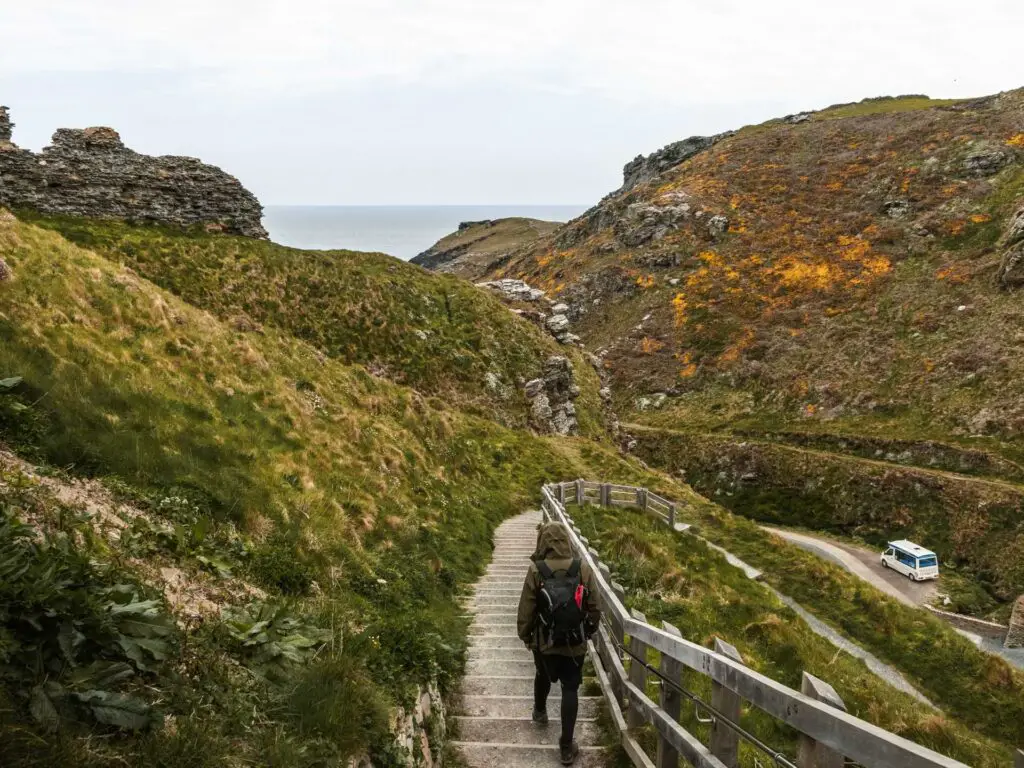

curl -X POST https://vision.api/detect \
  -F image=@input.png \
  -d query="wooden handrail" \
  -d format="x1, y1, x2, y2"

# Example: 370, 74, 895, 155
540, 481, 979, 768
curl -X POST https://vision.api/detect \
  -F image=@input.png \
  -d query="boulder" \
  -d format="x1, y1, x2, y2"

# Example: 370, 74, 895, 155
882, 199, 911, 219
1003, 205, 1024, 247
963, 144, 1012, 177
997, 245, 1024, 288
524, 356, 581, 436
546, 314, 570, 334
0, 257, 10, 282
475, 278, 546, 302
707, 214, 729, 237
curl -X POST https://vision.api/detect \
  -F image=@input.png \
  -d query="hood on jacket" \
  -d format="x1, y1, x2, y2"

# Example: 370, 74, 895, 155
536, 521, 574, 561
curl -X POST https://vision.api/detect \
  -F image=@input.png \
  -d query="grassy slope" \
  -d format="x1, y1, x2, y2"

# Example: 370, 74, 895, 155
2, 216, 1021, 765
560, 442, 1024, 753
20, 213, 601, 432
485, 88, 1024, 445
628, 425, 1024, 603
568, 502, 1013, 767
0, 216, 614, 766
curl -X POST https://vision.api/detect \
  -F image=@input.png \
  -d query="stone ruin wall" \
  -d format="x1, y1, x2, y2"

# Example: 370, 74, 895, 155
0, 106, 266, 238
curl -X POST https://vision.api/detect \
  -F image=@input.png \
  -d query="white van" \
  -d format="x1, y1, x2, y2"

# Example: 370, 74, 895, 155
881, 540, 939, 581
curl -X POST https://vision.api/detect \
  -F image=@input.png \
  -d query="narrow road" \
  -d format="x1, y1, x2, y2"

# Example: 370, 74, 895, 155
761, 527, 937, 608
453, 511, 606, 768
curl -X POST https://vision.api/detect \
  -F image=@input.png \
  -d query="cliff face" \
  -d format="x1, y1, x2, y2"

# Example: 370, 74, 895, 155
0, 106, 266, 238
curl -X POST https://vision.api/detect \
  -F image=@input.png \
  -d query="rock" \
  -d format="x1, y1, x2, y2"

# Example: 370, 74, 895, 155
552, 302, 570, 314
413, 329, 429, 341
0, 107, 266, 238
599, 387, 612, 401
707, 214, 729, 237
620, 132, 732, 193
635, 393, 668, 411
530, 392, 553, 423
0, 257, 10, 282
617, 202, 692, 246
963, 144, 1013, 177
1003, 205, 1024, 247
668, 277, 680, 286
475, 278, 545, 302
997, 245, 1024, 288
525, 356, 581, 436
0, 106, 12, 142
784, 112, 812, 124
882, 199, 911, 219
558, 332, 581, 345
546, 314, 570, 334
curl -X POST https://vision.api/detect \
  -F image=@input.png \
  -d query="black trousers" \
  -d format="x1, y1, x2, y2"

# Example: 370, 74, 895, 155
533, 650, 584, 746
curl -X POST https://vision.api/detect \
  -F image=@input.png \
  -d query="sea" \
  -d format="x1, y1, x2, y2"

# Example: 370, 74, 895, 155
262, 205, 587, 261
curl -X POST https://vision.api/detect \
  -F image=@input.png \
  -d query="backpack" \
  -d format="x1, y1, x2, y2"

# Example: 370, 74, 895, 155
535, 559, 587, 648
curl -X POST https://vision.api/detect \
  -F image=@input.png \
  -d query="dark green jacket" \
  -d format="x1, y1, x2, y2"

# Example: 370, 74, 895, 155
517, 521, 601, 656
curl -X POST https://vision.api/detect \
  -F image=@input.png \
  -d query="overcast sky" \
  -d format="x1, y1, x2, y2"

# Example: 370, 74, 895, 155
2, 1, 1022, 205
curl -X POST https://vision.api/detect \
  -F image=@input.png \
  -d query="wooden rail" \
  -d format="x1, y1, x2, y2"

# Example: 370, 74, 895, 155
538, 480, 1005, 768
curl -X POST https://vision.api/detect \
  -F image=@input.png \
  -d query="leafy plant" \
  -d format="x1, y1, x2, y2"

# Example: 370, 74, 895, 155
221, 601, 332, 681
0, 507, 175, 732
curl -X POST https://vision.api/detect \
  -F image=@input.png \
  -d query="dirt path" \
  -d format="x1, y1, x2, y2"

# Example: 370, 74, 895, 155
761, 527, 938, 608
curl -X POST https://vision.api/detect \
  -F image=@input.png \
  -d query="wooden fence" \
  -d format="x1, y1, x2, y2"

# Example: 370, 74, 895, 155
539, 480, 1022, 768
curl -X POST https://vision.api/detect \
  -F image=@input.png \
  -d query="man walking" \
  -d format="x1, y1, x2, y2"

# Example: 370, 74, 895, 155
517, 521, 601, 765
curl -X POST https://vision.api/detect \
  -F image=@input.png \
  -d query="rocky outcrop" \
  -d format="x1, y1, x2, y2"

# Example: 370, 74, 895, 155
349, 682, 446, 768
620, 132, 731, 193
0, 106, 266, 238
476, 278, 546, 302
998, 203, 1024, 288
525, 356, 580, 435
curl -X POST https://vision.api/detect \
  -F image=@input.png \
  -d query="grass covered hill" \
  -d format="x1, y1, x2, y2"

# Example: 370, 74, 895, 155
1, 214, 1023, 766
474, 90, 1024, 445
429, 89, 1024, 611
0, 213, 607, 766
20, 212, 599, 430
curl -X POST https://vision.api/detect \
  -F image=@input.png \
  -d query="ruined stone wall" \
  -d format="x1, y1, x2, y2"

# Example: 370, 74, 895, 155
0, 106, 266, 238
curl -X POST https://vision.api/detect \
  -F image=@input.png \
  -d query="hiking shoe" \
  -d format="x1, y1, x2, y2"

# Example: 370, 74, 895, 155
532, 708, 548, 725
559, 740, 579, 765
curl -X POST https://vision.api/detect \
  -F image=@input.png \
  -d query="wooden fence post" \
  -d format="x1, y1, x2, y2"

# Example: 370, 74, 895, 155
601, 483, 611, 507
667, 503, 676, 528
797, 672, 847, 768
627, 609, 648, 729
576, 479, 585, 505
636, 487, 647, 510
657, 621, 684, 768
710, 638, 745, 768
557, 483, 565, 504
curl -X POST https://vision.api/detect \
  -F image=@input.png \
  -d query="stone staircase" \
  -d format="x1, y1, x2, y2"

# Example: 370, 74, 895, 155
453, 510, 606, 768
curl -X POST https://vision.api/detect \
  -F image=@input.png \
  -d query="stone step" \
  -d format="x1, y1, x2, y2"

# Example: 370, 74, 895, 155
470, 635, 528, 649
469, 646, 534, 662
472, 619, 518, 631
460, 676, 538, 697
468, 659, 542, 677
455, 717, 601, 747
453, 742, 607, 768
469, 626, 518, 636
457, 695, 602, 719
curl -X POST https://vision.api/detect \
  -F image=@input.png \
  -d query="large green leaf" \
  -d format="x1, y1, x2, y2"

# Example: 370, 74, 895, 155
75, 690, 153, 730
29, 685, 61, 733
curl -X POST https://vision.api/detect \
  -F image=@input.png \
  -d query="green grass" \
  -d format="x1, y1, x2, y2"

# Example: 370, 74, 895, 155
567, 501, 1013, 767
814, 95, 963, 120
19, 212, 604, 431
628, 427, 1024, 601
0, 215, 622, 766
